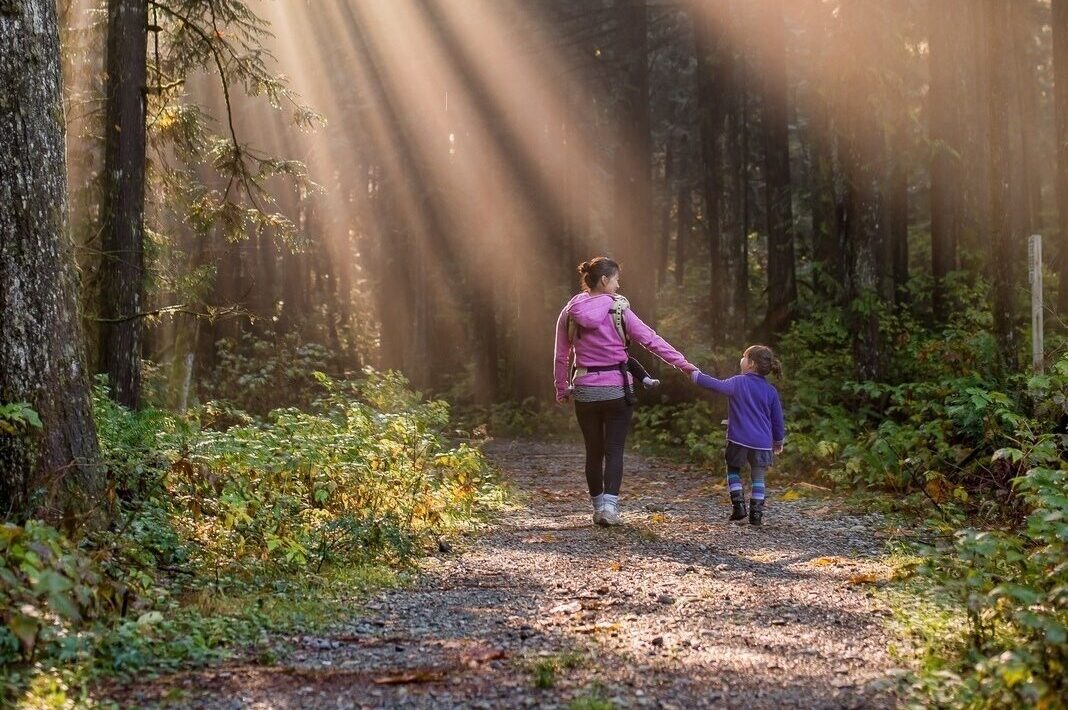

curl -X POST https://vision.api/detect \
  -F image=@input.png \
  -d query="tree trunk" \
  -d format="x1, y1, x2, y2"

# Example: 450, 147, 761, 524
695, 0, 730, 339
675, 186, 691, 286
808, 77, 840, 292
727, 52, 751, 335
1011, 0, 1042, 238
98, 0, 148, 409
659, 143, 673, 289
1055, 0, 1068, 314
759, 0, 797, 336
612, 0, 655, 319
838, 0, 883, 381
929, 0, 962, 319
986, 0, 1019, 366
0, 0, 103, 525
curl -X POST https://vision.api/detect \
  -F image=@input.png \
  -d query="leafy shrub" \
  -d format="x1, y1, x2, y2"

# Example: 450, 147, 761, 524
907, 424, 1066, 708
203, 331, 336, 414
2, 368, 505, 704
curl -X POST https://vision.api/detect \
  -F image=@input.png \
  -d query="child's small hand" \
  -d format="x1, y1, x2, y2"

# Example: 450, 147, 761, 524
774, 443, 784, 455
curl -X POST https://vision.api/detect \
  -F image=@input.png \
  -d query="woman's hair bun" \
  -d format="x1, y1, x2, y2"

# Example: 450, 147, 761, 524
578, 260, 591, 274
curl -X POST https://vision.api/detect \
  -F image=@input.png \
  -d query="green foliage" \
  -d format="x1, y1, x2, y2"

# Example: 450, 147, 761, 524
0, 404, 42, 436
526, 649, 584, 689
1, 369, 504, 706
203, 331, 336, 414
903, 424, 1067, 708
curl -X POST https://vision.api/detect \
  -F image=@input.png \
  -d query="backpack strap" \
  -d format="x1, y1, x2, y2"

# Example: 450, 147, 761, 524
610, 295, 631, 349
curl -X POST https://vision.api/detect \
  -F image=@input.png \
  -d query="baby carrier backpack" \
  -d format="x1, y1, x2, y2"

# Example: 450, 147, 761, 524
568, 294, 634, 403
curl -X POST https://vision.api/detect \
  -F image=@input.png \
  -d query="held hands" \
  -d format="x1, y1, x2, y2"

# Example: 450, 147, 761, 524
774, 443, 784, 455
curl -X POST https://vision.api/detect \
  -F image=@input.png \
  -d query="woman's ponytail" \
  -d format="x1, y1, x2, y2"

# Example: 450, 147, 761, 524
577, 256, 620, 291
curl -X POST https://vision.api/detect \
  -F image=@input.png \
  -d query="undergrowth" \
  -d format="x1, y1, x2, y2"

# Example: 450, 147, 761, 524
0, 369, 505, 707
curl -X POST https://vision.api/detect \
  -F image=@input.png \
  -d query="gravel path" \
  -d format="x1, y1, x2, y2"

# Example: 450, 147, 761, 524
117, 439, 901, 709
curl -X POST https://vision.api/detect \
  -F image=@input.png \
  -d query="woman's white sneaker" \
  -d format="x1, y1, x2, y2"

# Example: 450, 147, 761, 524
592, 494, 606, 526
601, 496, 621, 526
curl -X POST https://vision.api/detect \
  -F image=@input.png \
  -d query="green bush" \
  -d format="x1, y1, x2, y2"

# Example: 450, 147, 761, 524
1, 368, 505, 705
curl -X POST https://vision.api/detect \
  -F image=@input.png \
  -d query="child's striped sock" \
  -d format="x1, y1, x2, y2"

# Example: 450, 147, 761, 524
752, 467, 767, 501
726, 468, 744, 503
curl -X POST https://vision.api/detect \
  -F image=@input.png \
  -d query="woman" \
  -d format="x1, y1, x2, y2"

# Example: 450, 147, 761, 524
553, 257, 696, 526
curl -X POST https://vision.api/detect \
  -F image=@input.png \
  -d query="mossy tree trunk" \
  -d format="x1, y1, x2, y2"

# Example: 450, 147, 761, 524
0, 0, 104, 526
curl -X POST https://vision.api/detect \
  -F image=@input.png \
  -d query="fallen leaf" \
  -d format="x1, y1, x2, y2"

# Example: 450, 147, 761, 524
608, 561, 623, 572
780, 489, 802, 502
373, 670, 446, 685
461, 648, 509, 666
848, 572, 881, 585
649, 513, 666, 524
813, 557, 842, 567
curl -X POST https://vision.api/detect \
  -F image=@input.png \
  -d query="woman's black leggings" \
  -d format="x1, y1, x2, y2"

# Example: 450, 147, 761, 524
574, 397, 634, 496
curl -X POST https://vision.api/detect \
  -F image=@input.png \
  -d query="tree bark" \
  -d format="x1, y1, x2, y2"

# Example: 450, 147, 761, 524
1055, 0, 1068, 314
929, 0, 962, 319
98, 0, 148, 409
1, 0, 104, 525
759, 0, 797, 337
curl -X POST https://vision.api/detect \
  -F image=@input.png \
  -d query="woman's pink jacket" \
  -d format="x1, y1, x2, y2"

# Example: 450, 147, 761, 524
553, 292, 695, 402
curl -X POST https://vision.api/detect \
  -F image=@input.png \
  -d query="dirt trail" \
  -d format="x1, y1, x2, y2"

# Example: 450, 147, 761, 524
116, 439, 901, 709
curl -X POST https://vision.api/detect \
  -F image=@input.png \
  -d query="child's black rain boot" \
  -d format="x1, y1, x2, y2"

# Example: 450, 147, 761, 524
729, 500, 747, 522
749, 498, 764, 526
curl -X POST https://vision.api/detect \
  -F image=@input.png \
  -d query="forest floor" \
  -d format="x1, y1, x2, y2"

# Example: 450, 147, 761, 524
106, 438, 905, 709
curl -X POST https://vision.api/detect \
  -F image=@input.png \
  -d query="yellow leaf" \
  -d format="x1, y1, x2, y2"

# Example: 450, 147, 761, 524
813, 557, 841, 567
608, 561, 622, 572
848, 573, 880, 584
780, 489, 802, 502
650, 513, 666, 524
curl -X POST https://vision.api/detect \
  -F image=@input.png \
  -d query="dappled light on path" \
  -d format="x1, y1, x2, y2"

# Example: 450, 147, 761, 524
110, 439, 899, 708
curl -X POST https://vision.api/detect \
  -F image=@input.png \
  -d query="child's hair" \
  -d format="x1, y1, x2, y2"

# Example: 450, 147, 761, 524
745, 345, 784, 378
578, 257, 620, 291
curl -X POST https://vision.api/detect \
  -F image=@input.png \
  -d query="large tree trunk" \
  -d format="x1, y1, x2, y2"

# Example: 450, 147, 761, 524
726, 47, 751, 336
98, 0, 148, 409
612, 0, 655, 319
0, 0, 103, 525
759, 0, 797, 337
1055, 0, 1068, 315
695, 0, 730, 340
838, 0, 883, 381
986, 0, 1019, 366
929, 0, 962, 319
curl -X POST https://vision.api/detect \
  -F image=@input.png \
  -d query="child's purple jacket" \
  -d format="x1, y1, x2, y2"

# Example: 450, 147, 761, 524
553, 293, 694, 402
691, 371, 785, 450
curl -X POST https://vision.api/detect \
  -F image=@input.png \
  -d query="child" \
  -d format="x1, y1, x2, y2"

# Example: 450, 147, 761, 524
690, 345, 785, 526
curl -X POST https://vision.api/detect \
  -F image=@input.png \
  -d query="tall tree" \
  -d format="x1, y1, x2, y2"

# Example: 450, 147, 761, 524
1055, 0, 1068, 314
986, 0, 1019, 365
695, 0, 730, 339
613, 0, 655, 318
759, 0, 797, 336
838, 0, 884, 380
928, 0, 962, 319
98, 0, 148, 409
804, 0, 841, 295
1, 0, 103, 524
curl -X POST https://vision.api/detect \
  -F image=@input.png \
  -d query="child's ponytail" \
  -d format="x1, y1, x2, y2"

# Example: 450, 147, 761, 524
745, 345, 784, 379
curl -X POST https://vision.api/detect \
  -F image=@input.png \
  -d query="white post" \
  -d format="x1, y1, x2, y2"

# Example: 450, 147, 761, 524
1029, 234, 1044, 374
